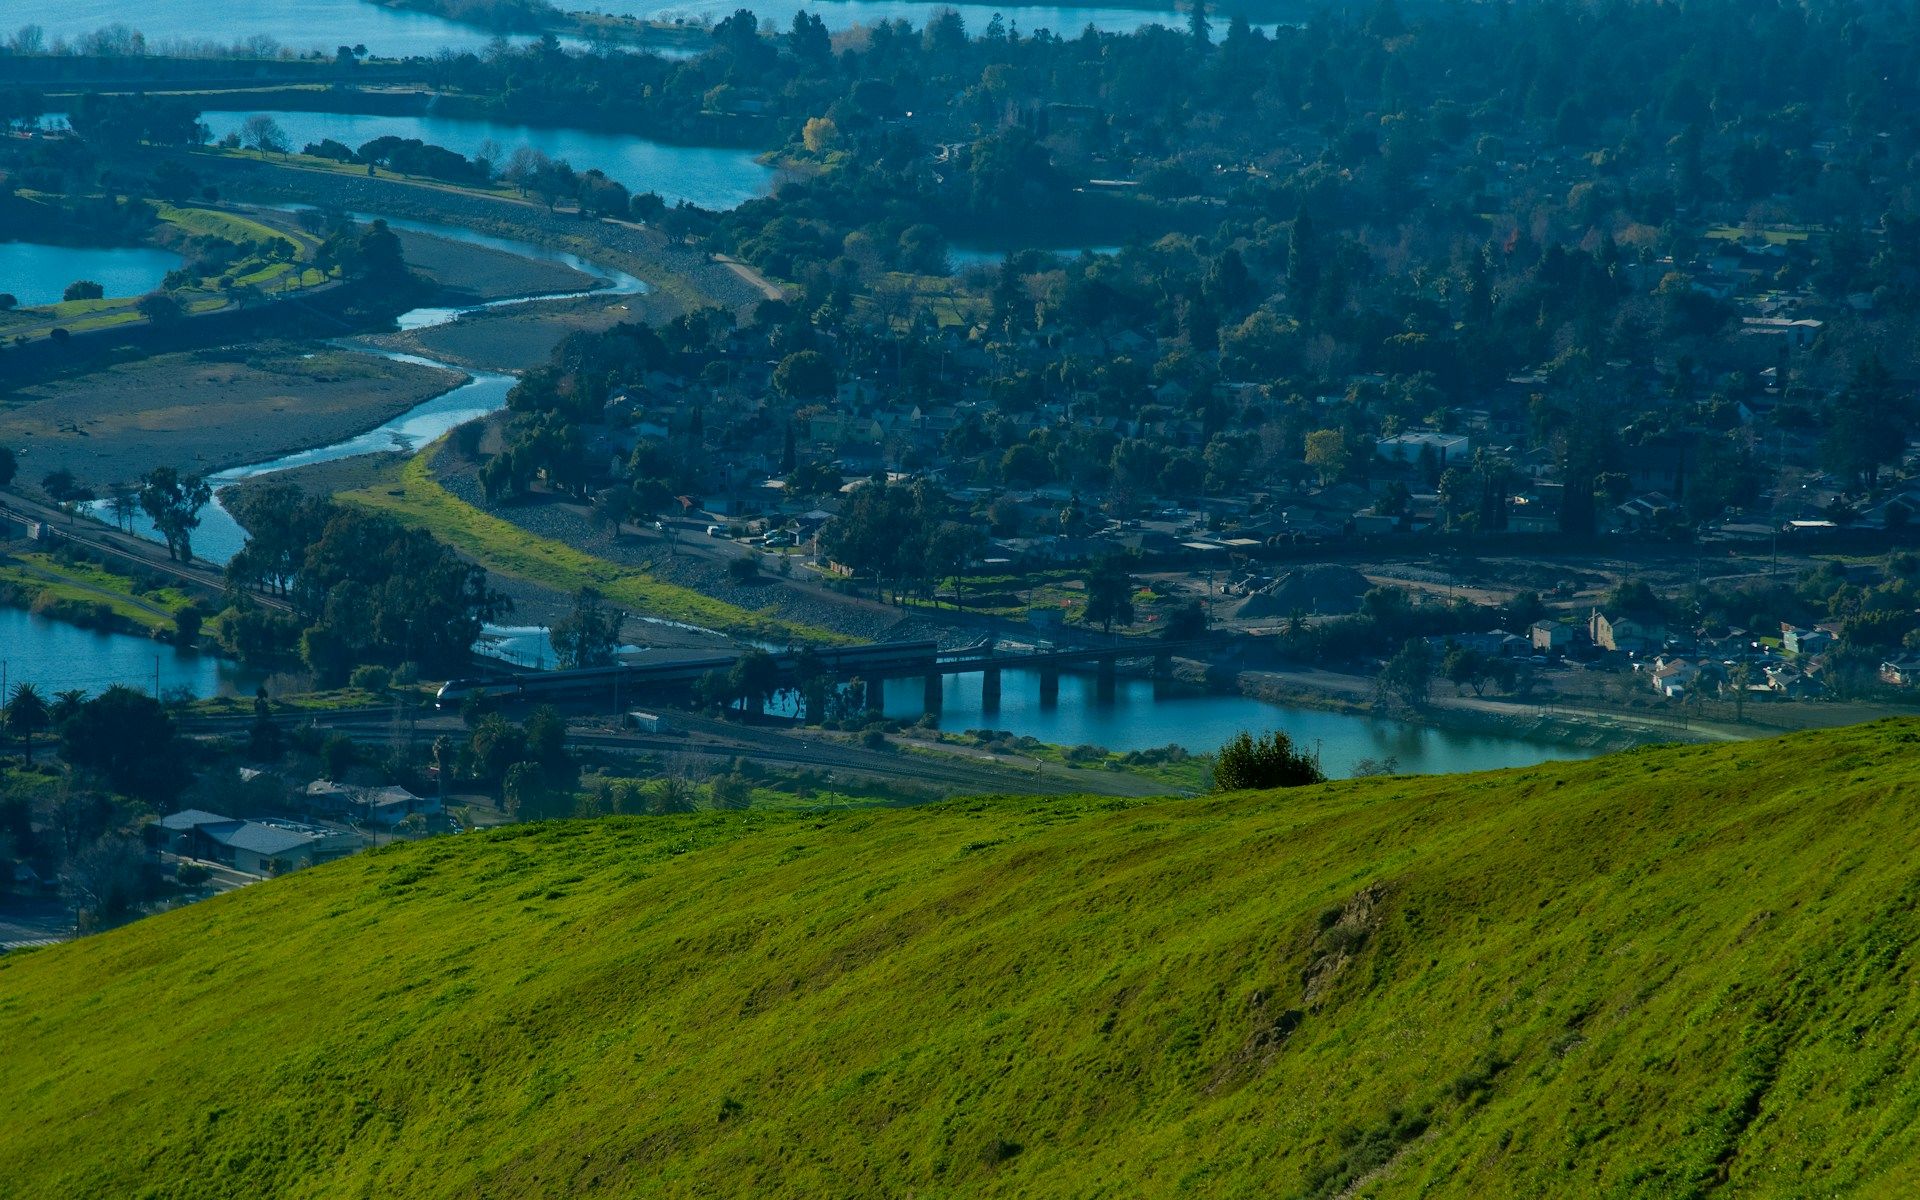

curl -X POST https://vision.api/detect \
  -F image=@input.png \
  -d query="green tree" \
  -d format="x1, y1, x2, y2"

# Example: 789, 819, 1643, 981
1823, 356, 1907, 491
5, 683, 48, 765
1212, 730, 1325, 790
726, 649, 781, 717
60, 686, 184, 803
773, 350, 835, 402
1304, 429, 1352, 484
1083, 556, 1136, 633
138, 467, 212, 563
1382, 639, 1435, 706
549, 587, 620, 670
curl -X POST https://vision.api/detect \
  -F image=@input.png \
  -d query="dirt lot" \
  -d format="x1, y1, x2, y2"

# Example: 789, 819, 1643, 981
366, 290, 670, 373
394, 229, 598, 304
0, 345, 459, 488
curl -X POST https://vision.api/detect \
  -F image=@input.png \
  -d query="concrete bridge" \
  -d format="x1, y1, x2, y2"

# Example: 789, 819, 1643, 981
865, 638, 1217, 712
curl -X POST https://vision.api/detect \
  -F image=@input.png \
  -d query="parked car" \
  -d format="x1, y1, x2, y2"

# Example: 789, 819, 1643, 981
706, 525, 724, 537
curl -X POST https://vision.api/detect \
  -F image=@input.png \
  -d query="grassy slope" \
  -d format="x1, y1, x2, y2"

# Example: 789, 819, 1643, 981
6, 722, 1920, 1197
339, 449, 845, 643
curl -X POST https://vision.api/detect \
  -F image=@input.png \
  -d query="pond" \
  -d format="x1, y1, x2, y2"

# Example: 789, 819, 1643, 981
947, 243, 1120, 271
0, 605, 263, 699
199, 110, 777, 209
874, 667, 1603, 780
0, 242, 182, 308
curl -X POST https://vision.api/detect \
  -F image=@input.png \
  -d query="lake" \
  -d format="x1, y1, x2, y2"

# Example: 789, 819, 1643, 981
10, 0, 1225, 56
0, 242, 182, 307
0, 606, 262, 699
199, 110, 777, 209
875, 666, 1602, 779
4, 0, 523, 57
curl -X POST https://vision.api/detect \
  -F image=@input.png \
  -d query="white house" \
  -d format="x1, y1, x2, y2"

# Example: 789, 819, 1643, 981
1375, 431, 1472, 467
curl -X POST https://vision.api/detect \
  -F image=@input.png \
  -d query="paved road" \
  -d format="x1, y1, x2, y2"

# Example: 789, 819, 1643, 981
199, 702, 1169, 798
0, 898, 75, 950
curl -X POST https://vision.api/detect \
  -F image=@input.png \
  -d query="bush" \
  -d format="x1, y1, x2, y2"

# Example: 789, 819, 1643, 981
176, 863, 211, 886
1212, 730, 1326, 791
349, 664, 392, 692
174, 604, 204, 647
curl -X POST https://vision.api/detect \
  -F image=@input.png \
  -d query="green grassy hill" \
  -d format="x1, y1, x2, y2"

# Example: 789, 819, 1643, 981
6, 722, 1920, 1198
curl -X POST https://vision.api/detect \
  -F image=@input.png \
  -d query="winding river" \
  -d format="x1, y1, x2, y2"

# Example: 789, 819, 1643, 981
101, 214, 646, 565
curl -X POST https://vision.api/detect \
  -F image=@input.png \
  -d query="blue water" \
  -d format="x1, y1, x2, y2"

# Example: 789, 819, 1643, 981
0, 605, 263, 699
2, 0, 535, 57
877, 667, 1601, 780
200, 110, 776, 209
7, 0, 1235, 58
0, 243, 182, 308
947, 244, 1120, 270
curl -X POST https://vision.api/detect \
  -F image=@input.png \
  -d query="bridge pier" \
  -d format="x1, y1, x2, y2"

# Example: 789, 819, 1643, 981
981, 666, 1001, 713
863, 677, 884, 714
923, 673, 943, 713
1153, 651, 1173, 679
1039, 667, 1060, 708
1096, 654, 1117, 703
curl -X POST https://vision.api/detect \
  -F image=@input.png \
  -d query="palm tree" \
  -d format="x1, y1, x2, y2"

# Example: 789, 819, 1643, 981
5, 683, 49, 765
51, 689, 88, 726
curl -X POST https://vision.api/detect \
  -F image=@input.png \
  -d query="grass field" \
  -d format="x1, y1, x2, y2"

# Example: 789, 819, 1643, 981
0, 549, 199, 637
0, 202, 330, 340
7, 721, 1920, 1196
339, 449, 845, 644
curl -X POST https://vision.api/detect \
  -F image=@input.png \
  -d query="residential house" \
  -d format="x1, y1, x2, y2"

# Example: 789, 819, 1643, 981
1375, 431, 1471, 467
1880, 657, 1920, 688
1648, 657, 1709, 698
1764, 663, 1825, 698
155, 809, 362, 875
1590, 611, 1663, 654
1531, 621, 1574, 653
1781, 624, 1834, 658
305, 781, 440, 828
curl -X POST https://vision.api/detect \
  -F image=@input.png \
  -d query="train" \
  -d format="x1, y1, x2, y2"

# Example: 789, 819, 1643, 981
434, 640, 939, 708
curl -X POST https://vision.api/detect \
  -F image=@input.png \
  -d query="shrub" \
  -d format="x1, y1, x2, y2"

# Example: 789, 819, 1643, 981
176, 863, 211, 886
349, 664, 392, 692
1212, 730, 1326, 791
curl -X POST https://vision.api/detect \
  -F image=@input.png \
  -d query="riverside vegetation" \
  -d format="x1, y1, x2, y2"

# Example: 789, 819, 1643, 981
7, 722, 1920, 1195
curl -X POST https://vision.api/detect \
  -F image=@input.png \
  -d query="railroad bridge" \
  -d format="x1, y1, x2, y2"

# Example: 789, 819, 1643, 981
438, 638, 1219, 710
